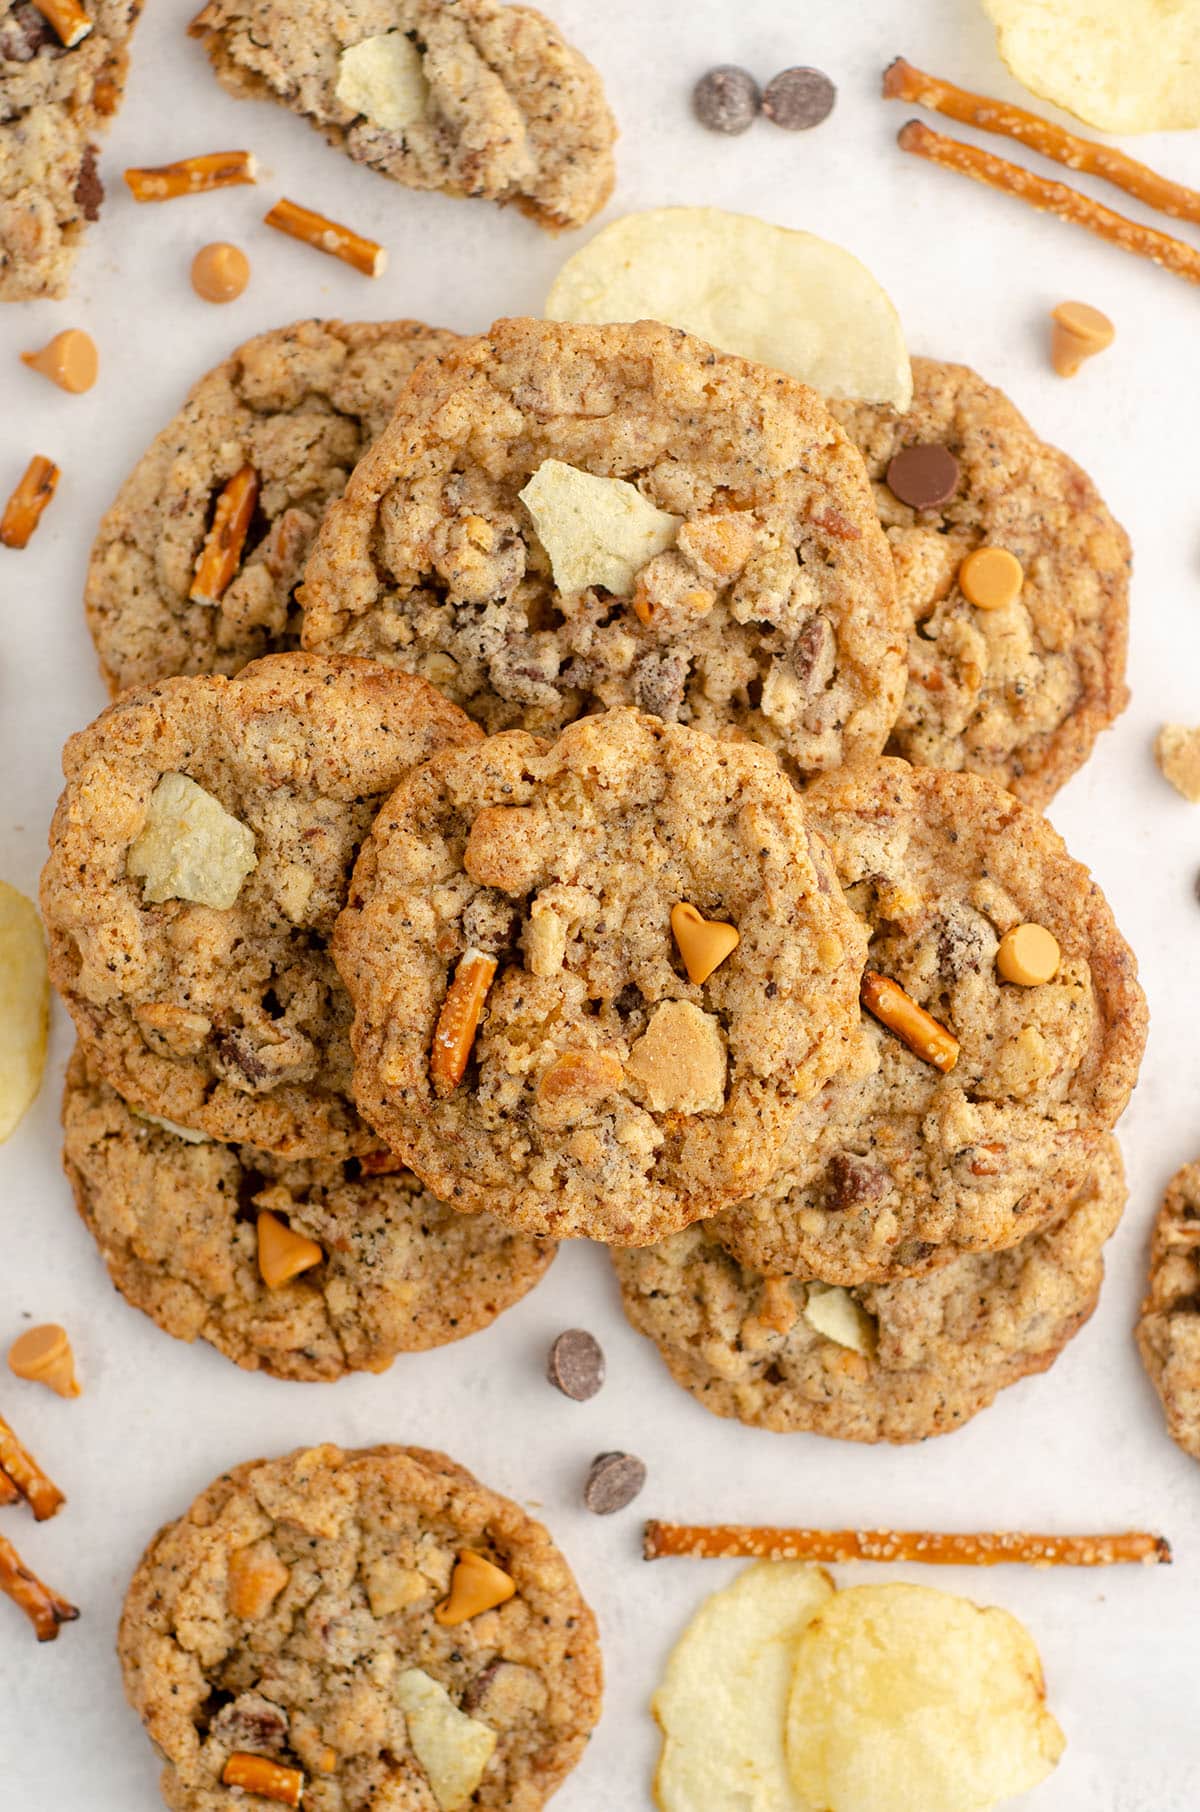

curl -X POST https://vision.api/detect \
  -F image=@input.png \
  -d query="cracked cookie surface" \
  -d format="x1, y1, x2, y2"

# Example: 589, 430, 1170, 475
1136, 1161, 1200, 1463
300, 317, 905, 783
333, 709, 868, 1244
831, 357, 1130, 807
1, 0, 140, 299
41, 652, 481, 1158
118, 1443, 602, 1812
86, 318, 462, 696
711, 759, 1145, 1283
62, 1048, 554, 1381
188, 0, 615, 230
616, 1139, 1124, 1444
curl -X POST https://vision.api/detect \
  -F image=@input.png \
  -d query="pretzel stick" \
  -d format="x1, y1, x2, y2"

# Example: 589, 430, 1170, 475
263, 198, 386, 277
0, 1466, 20, 1506
29, 0, 92, 46
885, 57, 1200, 230
0, 1534, 78, 1641
897, 121, 1200, 289
0, 456, 60, 550
0, 1415, 65, 1521
189, 464, 259, 606
124, 150, 256, 202
643, 1522, 1172, 1568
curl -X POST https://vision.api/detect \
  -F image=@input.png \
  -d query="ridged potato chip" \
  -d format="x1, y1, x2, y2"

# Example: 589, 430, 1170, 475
785, 1583, 1065, 1812
653, 1560, 833, 1812
983, 0, 1200, 133
0, 880, 49, 1143
545, 208, 912, 411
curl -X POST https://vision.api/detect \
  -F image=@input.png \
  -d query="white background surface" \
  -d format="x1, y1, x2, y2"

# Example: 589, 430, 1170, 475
1, 1, 1198, 1806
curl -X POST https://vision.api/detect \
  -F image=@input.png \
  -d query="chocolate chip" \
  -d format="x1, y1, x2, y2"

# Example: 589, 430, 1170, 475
762, 66, 836, 130
0, 3, 56, 61
885, 444, 960, 511
583, 1451, 645, 1515
73, 146, 103, 222
693, 65, 761, 135
547, 1329, 605, 1401
826, 1152, 887, 1210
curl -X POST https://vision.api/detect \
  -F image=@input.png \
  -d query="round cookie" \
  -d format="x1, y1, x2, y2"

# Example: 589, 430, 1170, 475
615, 1141, 1124, 1444
118, 1443, 602, 1812
86, 318, 462, 696
711, 759, 1146, 1283
299, 316, 906, 783
41, 652, 481, 1158
333, 709, 870, 1244
1136, 1161, 1200, 1463
830, 357, 1131, 807
62, 1048, 555, 1381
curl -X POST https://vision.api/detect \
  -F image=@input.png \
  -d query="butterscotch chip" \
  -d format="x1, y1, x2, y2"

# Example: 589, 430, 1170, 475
7, 1324, 81, 1398
20, 328, 98, 392
118, 1445, 602, 1808
333, 709, 868, 1244
1050, 301, 1114, 376
1156, 723, 1200, 801
997, 923, 1061, 986
190, 240, 249, 302
434, 1549, 517, 1625
670, 902, 740, 985
958, 546, 1023, 611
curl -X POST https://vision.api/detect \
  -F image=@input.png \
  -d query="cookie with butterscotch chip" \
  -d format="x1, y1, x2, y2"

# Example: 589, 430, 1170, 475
830, 357, 1130, 807
85, 318, 462, 696
299, 316, 906, 784
41, 653, 481, 1158
711, 759, 1145, 1283
333, 709, 869, 1244
62, 1047, 554, 1381
616, 1140, 1124, 1444
118, 1444, 602, 1812
1136, 1161, 1200, 1463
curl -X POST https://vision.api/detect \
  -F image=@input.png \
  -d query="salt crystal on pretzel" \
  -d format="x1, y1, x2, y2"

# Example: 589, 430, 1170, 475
642, 1521, 1172, 1567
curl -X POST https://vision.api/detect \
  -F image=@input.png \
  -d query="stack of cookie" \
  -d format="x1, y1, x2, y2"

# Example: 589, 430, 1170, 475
43, 314, 1145, 1442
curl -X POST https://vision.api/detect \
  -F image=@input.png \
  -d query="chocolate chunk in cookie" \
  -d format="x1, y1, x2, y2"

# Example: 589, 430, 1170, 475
1137, 1161, 1200, 1463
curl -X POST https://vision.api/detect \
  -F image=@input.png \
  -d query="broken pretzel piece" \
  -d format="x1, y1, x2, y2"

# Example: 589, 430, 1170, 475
0, 1466, 20, 1506
861, 969, 959, 1073
124, 150, 256, 202
189, 464, 259, 606
642, 1521, 1171, 1567
29, 0, 91, 46
1, 457, 60, 550
430, 949, 497, 1098
263, 197, 386, 277
0, 1413, 65, 1520
222, 1754, 304, 1807
0, 1533, 78, 1641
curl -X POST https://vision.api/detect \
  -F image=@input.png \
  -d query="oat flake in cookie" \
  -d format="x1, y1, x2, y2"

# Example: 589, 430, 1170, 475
1136, 1161, 1200, 1463
118, 1444, 602, 1812
300, 318, 906, 783
1, 0, 140, 300
62, 1049, 554, 1382
41, 653, 481, 1159
86, 318, 462, 697
188, 0, 615, 231
712, 760, 1146, 1283
333, 710, 869, 1244
617, 1140, 1124, 1444
830, 357, 1131, 807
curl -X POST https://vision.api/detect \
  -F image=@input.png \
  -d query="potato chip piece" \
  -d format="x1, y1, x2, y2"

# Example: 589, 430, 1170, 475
785, 1583, 1065, 1812
0, 882, 49, 1143
396, 1667, 497, 1811
546, 208, 912, 410
127, 772, 257, 909
336, 32, 429, 130
518, 459, 681, 597
983, 0, 1200, 133
653, 1560, 833, 1812
802, 1283, 877, 1355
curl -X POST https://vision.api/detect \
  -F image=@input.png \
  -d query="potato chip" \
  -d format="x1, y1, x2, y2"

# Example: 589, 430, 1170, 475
0, 881, 49, 1144
983, 0, 1200, 133
518, 459, 681, 597
653, 1560, 833, 1812
126, 772, 257, 909
785, 1583, 1065, 1812
396, 1668, 497, 1811
802, 1283, 877, 1355
545, 208, 912, 410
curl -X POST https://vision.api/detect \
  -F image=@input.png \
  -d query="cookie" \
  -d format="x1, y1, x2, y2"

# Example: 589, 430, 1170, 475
62, 1047, 554, 1381
86, 318, 462, 697
118, 1443, 602, 1812
41, 652, 481, 1158
1136, 1161, 1200, 1463
1, 0, 140, 300
333, 709, 869, 1244
711, 759, 1146, 1283
615, 1140, 1124, 1444
188, 0, 615, 231
299, 317, 906, 783
830, 357, 1130, 807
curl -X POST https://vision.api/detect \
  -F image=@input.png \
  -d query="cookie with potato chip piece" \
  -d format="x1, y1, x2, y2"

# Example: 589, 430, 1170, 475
300, 317, 905, 784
